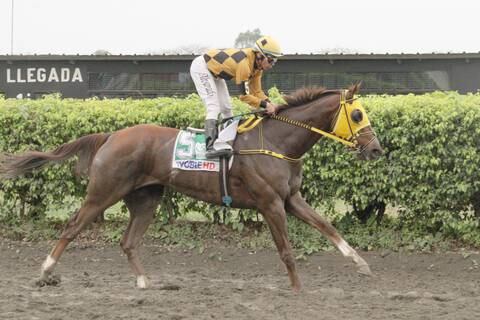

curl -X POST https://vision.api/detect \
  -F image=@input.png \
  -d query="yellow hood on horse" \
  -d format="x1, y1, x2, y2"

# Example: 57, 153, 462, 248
332, 99, 371, 141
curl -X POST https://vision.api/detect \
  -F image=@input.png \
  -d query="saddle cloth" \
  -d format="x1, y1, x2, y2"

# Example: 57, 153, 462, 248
172, 120, 238, 172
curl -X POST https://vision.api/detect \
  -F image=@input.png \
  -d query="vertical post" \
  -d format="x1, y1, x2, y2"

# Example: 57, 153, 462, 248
10, 0, 14, 54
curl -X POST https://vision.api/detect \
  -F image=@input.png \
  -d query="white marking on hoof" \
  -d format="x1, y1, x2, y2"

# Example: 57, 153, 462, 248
338, 239, 355, 257
41, 255, 56, 276
357, 264, 373, 276
136, 275, 149, 289
337, 239, 369, 267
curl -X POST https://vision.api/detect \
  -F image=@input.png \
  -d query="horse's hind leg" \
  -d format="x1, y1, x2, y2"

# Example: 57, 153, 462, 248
285, 192, 372, 275
38, 198, 114, 285
37, 202, 105, 286
121, 185, 163, 289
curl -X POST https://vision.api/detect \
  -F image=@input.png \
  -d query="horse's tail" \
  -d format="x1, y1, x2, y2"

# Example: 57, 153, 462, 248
0, 133, 111, 179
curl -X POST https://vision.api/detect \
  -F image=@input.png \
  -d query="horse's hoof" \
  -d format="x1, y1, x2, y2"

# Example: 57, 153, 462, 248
292, 285, 302, 293
290, 280, 302, 293
35, 274, 61, 287
357, 265, 373, 276
136, 275, 149, 289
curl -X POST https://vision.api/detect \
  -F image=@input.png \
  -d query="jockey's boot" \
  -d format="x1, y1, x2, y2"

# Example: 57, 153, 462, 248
205, 119, 232, 159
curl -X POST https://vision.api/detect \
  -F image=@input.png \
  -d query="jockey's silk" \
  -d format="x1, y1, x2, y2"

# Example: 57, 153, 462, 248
202, 48, 268, 108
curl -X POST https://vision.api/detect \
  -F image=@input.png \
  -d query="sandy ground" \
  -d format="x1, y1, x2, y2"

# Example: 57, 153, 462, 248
1, 239, 479, 320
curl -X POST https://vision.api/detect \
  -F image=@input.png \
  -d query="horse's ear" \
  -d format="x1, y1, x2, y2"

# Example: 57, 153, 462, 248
347, 82, 362, 99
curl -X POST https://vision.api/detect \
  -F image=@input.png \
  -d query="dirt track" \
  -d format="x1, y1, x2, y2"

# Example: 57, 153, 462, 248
1, 239, 479, 320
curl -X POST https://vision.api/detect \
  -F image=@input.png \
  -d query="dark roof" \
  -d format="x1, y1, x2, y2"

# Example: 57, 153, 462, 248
1, 52, 480, 61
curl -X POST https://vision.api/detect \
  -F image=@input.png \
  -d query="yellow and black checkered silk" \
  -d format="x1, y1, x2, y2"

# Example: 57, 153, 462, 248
203, 48, 268, 108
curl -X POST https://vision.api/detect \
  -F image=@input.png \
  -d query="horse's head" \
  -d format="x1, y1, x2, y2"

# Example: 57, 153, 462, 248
332, 83, 383, 160
277, 84, 383, 161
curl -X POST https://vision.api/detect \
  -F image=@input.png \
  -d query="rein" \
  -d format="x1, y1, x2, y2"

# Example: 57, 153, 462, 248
236, 91, 372, 162
270, 114, 355, 148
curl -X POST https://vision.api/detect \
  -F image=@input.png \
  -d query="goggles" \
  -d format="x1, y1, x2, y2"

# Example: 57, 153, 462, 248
258, 52, 277, 65
267, 56, 277, 65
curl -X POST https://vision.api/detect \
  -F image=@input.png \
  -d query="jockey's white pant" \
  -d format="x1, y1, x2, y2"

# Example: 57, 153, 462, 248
190, 56, 233, 121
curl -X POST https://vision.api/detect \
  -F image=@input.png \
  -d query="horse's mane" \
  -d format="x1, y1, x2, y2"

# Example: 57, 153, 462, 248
283, 86, 332, 107
281, 84, 359, 109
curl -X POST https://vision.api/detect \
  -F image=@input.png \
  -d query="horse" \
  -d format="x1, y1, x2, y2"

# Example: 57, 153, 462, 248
0, 84, 383, 292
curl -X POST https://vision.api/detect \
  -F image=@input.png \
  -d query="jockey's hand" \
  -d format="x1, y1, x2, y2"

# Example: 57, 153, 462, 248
265, 102, 279, 116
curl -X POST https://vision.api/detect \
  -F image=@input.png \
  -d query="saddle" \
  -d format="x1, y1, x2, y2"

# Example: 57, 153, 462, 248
172, 120, 239, 207
172, 115, 276, 207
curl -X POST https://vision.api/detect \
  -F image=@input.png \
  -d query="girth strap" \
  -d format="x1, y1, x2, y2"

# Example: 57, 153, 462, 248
219, 155, 232, 207
235, 149, 301, 162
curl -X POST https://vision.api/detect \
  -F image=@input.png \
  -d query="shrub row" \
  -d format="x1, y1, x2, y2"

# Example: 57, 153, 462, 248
1, 90, 480, 228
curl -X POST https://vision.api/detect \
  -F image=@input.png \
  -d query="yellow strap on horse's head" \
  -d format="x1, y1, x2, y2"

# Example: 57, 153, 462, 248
331, 91, 371, 141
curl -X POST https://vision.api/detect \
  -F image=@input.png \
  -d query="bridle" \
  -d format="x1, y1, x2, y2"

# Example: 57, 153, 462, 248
272, 90, 376, 149
236, 90, 378, 162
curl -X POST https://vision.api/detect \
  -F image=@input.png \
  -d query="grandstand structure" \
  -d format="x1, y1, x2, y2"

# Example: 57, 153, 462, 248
1, 53, 479, 98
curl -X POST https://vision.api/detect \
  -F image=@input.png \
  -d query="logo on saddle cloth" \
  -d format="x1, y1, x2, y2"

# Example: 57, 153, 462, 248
172, 131, 219, 171
172, 120, 239, 172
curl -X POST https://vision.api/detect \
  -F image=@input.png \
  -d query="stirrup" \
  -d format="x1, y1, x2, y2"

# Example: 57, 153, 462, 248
205, 148, 232, 159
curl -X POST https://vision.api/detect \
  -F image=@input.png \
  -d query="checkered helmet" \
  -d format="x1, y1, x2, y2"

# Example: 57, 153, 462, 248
254, 36, 283, 58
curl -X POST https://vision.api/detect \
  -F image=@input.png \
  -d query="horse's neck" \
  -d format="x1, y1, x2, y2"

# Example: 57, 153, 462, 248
260, 96, 338, 158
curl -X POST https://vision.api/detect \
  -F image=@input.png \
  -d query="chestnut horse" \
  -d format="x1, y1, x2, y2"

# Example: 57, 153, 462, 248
0, 84, 382, 291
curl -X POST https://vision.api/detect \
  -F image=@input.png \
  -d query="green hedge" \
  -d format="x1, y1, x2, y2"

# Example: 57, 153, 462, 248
1, 90, 480, 228
303, 92, 480, 224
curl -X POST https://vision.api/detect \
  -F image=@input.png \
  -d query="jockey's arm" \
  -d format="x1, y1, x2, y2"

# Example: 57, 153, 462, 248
238, 72, 269, 109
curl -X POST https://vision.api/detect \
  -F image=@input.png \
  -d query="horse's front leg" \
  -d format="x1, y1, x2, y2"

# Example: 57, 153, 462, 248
285, 192, 372, 275
258, 198, 302, 292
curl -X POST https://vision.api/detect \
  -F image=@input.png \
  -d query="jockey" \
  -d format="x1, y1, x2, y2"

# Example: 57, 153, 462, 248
190, 36, 283, 158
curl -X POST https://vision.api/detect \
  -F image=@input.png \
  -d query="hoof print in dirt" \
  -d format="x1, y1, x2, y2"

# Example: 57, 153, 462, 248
159, 284, 181, 291
35, 274, 61, 287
